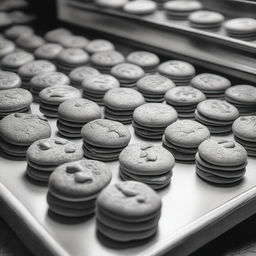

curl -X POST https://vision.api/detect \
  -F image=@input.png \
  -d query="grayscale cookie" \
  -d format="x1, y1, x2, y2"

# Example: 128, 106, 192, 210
163, 120, 210, 163
48, 159, 112, 217
158, 60, 196, 86
0, 88, 32, 118
126, 51, 160, 73
96, 181, 162, 241
103, 88, 145, 124
232, 116, 256, 157
26, 138, 83, 183
85, 39, 115, 54
81, 119, 131, 161
0, 113, 51, 158
34, 43, 63, 61
133, 103, 178, 140
82, 74, 120, 105
0, 70, 21, 90
4, 25, 34, 40
39, 85, 82, 118
123, 0, 157, 15
119, 143, 175, 189
165, 86, 206, 118
0, 12, 12, 27
45, 28, 72, 43
196, 138, 247, 184
57, 98, 101, 138
195, 99, 240, 135
191, 73, 231, 99
59, 35, 89, 49
111, 62, 145, 88
136, 74, 175, 102
95, 0, 128, 8
225, 85, 256, 115
16, 34, 45, 52
0, 37, 15, 58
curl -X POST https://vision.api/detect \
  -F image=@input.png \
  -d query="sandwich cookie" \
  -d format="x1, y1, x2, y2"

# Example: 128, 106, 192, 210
0, 37, 15, 58
48, 159, 112, 217
123, 0, 157, 15
119, 144, 175, 189
232, 116, 256, 157
0, 70, 21, 90
158, 60, 196, 86
191, 73, 231, 99
0, 88, 32, 119
4, 25, 33, 40
163, 120, 210, 163
81, 119, 131, 161
26, 138, 83, 183
103, 88, 145, 124
133, 103, 178, 140
59, 35, 89, 49
85, 39, 115, 54
136, 74, 175, 102
126, 51, 160, 73
18, 60, 56, 89
57, 98, 101, 138
16, 34, 45, 52
225, 85, 256, 115
95, 0, 128, 9
195, 99, 239, 135
0, 113, 51, 158
196, 138, 247, 185
165, 86, 206, 118
82, 74, 120, 105
39, 85, 82, 118
44, 28, 72, 43
96, 181, 162, 241
34, 43, 63, 62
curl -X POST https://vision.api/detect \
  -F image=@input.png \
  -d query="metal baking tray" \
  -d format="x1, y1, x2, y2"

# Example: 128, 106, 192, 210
57, 0, 256, 84
1, 103, 256, 256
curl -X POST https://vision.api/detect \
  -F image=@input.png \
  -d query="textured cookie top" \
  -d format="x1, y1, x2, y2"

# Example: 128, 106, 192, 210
198, 138, 247, 166
0, 113, 51, 145
49, 159, 112, 199
225, 85, 256, 104
69, 66, 100, 83
197, 99, 239, 121
103, 88, 145, 110
97, 181, 161, 218
224, 18, 256, 33
0, 38, 15, 57
60, 35, 89, 48
165, 120, 210, 147
44, 28, 72, 43
0, 70, 21, 90
34, 43, 63, 60
91, 50, 125, 67
16, 34, 45, 49
81, 119, 131, 148
232, 116, 256, 142
188, 11, 225, 25
127, 51, 160, 68
85, 39, 115, 54
119, 143, 175, 174
1, 51, 34, 67
4, 25, 34, 40
58, 98, 101, 123
123, 0, 157, 14
164, 0, 202, 11
133, 103, 178, 127
27, 138, 83, 165
39, 85, 82, 104
56, 48, 89, 65
191, 73, 231, 91
0, 88, 32, 111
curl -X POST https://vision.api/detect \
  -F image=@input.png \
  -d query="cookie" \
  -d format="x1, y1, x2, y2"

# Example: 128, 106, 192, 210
44, 28, 72, 43
165, 86, 206, 118
103, 88, 145, 124
96, 181, 161, 241
136, 74, 175, 102
18, 60, 56, 89
8, 11, 35, 24
126, 51, 160, 73
123, 0, 157, 15
48, 159, 111, 217
158, 60, 196, 86
0, 113, 51, 158
119, 143, 175, 189
133, 103, 178, 140
85, 39, 115, 54
59, 35, 89, 49
91, 50, 125, 73
191, 73, 231, 99
26, 138, 83, 183
81, 119, 131, 161
225, 85, 256, 115
34, 43, 63, 62
39, 85, 82, 118
16, 34, 45, 52
82, 74, 120, 105
195, 99, 240, 135
0, 37, 15, 58
163, 120, 210, 163
57, 98, 101, 138
95, 0, 128, 8
0, 70, 21, 90
4, 25, 33, 40
0, 12, 12, 28
30, 72, 70, 101
196, 138, 247, 185
0, 88, 32, 118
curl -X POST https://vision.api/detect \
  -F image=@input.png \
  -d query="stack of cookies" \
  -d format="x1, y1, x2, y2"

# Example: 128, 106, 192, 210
81, 119, 131, 161
48, 160, 112, 217
119, 144, 175, 190
195, 99, 239, 135
96, 181, 162, 242
196, 138, 248, 185
57, 98, 101, 138
26, 138, 83, 183
163, 120, 210, 163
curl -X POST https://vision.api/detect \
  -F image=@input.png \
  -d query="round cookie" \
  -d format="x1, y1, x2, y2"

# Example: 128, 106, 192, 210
34, 43, 63, 61
44, 28, 72, 43
59, 35, 89, 49
16, 34, 45, 52
4, 25, 34, 40
95, 0, 128, 8
0, 70, 21, 90
123, 0, 157, 15
0, 12, 12, 28
0, 37, 15, 58
85, 39, 115, 54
